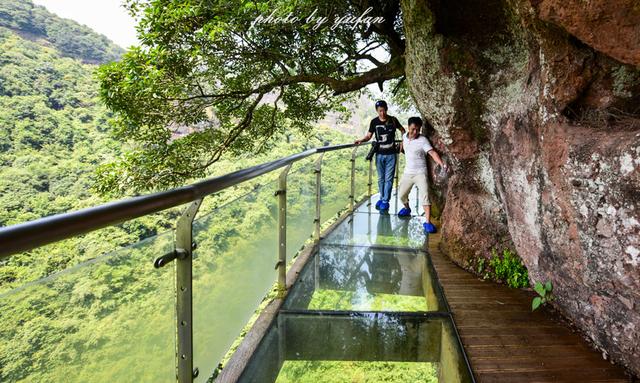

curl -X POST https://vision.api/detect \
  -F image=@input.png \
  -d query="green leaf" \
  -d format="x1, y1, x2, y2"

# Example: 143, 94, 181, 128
534, 281, 545, 296
532, 297, 542, 311
545, 281, 552, 292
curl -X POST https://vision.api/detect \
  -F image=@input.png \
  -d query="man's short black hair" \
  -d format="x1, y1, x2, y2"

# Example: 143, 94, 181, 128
408, 116, 423, 127
375, 100, 388, 110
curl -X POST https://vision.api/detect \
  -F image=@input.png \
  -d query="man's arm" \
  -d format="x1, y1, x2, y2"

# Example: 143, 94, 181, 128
355, 119, 376, 144
427, 150, 447, 170
394, 117, 406, 135
423, 138, 447, 170
355, 131, 373, 144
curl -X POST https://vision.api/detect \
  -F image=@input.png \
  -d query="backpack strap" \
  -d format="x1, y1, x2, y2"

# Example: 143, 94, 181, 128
372, 119, 381, 142
390, 116, 401, 152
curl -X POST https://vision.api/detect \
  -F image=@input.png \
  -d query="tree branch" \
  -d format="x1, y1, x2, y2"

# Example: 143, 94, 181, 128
173, 54, 404, 103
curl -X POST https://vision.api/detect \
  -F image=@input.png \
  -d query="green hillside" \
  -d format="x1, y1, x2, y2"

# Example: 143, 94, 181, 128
0, 27, 118, 225
0, 0, 123, 63
0, 3, 131, 288
0, 17, 356, 382
0, 0, 355, 291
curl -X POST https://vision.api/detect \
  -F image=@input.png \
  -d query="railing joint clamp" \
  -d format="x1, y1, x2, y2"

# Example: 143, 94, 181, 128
175, 248, 189, 259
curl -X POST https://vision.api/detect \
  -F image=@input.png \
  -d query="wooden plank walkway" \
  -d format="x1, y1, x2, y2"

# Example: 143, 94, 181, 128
427, 233, 632, 383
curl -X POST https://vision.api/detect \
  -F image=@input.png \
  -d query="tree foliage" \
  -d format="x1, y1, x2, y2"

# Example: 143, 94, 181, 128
97, 0, 406, 192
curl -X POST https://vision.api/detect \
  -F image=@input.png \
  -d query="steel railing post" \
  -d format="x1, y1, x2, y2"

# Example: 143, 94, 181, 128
175, 199, 202, 383
368, 155, 373, 198
314, 154, 324, 242
349, 147, 358, 211
394, 153, 400, 208
276, 164, 292, 297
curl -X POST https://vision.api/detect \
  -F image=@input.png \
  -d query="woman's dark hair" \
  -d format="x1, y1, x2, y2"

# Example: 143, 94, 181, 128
375, 100, 388, 110
408, 116, 423, 127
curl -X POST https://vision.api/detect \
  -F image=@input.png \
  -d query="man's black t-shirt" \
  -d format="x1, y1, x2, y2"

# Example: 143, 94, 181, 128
368, 116, 401, 154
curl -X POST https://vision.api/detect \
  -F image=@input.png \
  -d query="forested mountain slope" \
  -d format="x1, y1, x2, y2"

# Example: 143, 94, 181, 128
0, 1, 353, 293
0, 27, 119, 226
0, 0, 123, 63
0, 1, 131, 288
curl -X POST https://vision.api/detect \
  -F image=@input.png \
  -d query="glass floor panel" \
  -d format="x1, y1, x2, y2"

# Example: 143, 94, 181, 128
284, 244, 446, 312
275, 360, 437, 383
322, 212, 427, 248
238, 312, 473, 383
230, 189, 475, 382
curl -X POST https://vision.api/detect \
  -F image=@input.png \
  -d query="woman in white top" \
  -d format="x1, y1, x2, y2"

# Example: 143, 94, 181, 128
398, 117, 447, 234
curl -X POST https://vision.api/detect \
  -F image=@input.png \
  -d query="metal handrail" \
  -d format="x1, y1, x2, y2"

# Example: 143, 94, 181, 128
0, 143, 361, 259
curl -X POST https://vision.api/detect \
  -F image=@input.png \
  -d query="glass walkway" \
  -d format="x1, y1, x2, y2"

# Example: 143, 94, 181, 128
232, 192, 474, 383
0, 144, 474, 383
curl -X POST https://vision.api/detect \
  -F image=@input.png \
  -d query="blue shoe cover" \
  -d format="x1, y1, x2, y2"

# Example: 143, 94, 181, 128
398, 207, 411, 217
375, 200, 383, 210
380, 202, 390, 211
423, 222, 437, 234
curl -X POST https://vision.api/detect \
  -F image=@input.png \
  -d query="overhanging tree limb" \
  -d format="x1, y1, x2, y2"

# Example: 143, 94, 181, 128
98, 0, 406, 193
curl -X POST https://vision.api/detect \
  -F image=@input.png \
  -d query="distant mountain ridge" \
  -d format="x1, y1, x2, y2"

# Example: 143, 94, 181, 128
0, 0, 124, 64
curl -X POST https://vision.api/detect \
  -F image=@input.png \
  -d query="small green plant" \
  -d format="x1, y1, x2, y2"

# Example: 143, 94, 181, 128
488, 248, 529, 288
476, 258, 486, 273
532, 281, 554, 311
475, 257, 492, 280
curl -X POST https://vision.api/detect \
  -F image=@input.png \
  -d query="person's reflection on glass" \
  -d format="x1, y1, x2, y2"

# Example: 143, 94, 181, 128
397, 213, 410, 240
362, 248, 402, 295
375, 208, 392, 242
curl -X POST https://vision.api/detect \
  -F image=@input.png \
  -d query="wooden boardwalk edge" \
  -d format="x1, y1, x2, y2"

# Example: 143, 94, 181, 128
427, 232, 633, 383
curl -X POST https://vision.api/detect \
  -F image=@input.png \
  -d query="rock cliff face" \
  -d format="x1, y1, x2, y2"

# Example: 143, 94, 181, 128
399, 0, 640, 375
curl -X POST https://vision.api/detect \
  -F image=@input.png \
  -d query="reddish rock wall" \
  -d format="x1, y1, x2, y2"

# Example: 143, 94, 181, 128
536, 0, 640, 66
401, 0, 640, 375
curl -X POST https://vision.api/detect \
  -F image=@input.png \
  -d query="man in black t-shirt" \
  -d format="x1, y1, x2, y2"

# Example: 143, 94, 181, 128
354, 100, 405, 210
